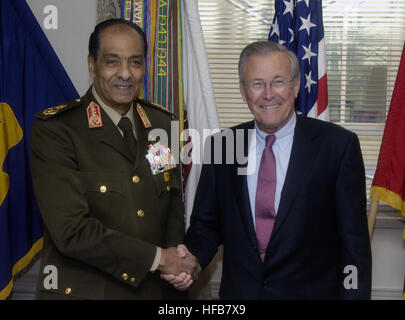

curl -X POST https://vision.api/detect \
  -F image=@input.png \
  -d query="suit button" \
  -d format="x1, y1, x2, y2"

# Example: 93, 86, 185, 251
166, 186, 171, 191
137, 209, 144, 217
65, 287, 72, 295
100, 185, 107, 193
130, 277, 136, 283
132, 176, 140, 184
122, 273, 129, 281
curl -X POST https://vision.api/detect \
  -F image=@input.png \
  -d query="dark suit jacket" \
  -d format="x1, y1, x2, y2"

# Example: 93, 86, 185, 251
31, 88, 185, 299
186, 116, 372, 300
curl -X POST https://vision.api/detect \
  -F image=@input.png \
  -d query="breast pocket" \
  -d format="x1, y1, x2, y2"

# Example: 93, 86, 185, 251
151, 168, 181, 197
80, 171, 127, 228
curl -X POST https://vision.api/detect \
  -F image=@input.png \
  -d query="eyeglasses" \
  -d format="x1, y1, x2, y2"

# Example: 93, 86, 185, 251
245, 79, 294, 92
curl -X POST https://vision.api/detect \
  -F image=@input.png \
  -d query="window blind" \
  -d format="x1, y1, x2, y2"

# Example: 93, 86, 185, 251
198, 0, 405, 195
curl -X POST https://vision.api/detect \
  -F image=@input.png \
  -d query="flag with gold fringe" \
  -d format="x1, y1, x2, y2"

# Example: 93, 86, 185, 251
370, 42, 405, 240
0, 0, 78, 299
370, 41, 405, 301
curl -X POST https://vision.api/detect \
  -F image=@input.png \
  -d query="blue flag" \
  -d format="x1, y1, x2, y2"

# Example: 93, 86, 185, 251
0, 0, 78, 299
268, 0, 329, 120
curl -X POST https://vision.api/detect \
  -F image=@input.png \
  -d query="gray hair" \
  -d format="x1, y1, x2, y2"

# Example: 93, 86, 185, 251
238, 41, 300, 83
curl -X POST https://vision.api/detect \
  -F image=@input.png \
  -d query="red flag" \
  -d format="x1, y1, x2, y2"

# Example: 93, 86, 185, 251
370, 42, 405, 240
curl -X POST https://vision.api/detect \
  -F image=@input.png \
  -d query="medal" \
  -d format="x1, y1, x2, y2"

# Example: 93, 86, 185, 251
145, 142, 177, 175
164, 171, 170, 182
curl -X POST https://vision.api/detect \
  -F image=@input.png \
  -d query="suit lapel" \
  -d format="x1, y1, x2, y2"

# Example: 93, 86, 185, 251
271, 117, 321, 238
231, 121, 257, 248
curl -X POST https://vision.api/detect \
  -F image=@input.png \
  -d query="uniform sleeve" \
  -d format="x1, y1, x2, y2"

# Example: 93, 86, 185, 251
30, 119, 157, 289
164, 166, 186, 247
335, 132, 372, 299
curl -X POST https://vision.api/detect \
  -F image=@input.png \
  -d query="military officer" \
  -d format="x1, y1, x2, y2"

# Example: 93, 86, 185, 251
30, 18, 199, 300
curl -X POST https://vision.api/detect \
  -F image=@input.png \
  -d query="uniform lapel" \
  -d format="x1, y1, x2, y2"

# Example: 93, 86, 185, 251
82, 89, 134, 162
132, 102, 153, 171
98, 109, 134, 162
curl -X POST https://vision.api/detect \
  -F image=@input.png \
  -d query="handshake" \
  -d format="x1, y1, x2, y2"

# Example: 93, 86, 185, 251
158, 244, 201, 291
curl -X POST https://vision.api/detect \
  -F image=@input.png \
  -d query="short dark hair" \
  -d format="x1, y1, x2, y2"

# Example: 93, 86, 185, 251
88, 18, 148, 61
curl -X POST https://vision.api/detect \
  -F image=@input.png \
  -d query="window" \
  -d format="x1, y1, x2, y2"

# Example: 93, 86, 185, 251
198, 0, 405, 196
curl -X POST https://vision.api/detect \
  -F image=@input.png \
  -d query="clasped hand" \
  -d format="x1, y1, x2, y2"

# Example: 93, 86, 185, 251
158, 244, 201, 291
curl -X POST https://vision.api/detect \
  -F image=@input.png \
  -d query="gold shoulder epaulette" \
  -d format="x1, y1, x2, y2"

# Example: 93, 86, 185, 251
35, 98, 82, 120
137, 98, 175, 119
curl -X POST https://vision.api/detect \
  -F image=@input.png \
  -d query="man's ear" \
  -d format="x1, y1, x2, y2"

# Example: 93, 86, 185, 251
294, 76, 301, 99
88, 54, 95, 79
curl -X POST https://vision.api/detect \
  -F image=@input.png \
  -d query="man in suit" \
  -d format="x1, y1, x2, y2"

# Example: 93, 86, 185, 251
163, 41, 372, 299
30, 18, 199, 299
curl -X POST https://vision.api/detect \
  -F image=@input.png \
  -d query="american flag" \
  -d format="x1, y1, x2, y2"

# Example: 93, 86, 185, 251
268, 0, 329, 120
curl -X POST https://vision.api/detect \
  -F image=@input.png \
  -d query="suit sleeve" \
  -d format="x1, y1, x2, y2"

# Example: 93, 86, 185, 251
30, 119, 156, 289
185, 136, 222, 269
335, 132, 372, 299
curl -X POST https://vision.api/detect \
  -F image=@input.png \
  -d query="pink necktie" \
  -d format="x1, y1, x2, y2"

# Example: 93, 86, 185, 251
255, 135, 276, 262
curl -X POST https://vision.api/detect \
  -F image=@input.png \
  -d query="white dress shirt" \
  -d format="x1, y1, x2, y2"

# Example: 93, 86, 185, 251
247, 114, 296, 229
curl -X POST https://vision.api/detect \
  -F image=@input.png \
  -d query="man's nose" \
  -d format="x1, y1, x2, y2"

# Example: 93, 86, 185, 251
262, 82, 276, 98
117, 62, 131, 80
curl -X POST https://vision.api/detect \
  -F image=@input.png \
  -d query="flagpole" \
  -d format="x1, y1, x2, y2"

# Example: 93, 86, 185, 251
367, 199, 379, 240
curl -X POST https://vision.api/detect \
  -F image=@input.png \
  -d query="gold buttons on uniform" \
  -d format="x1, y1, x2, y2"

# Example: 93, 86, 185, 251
100, 185, 107, 193
137, 209, 144, 217
132, 176, 140, 184
121, 273, 135, 283
166, 186, 171, 192
65, 288, 72, 295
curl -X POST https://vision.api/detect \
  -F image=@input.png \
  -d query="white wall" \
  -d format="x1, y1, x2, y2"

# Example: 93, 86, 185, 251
26, 0, 98, 95
371, 225, 405, 299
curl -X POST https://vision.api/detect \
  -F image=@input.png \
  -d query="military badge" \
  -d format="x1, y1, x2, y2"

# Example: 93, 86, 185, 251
87, 101, 103, 128
42, 104, 67, 116
145, 142, 177, 175
136, 104, 152, 128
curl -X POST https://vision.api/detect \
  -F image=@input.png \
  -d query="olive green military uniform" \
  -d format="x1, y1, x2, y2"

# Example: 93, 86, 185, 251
30, 88, 185, 299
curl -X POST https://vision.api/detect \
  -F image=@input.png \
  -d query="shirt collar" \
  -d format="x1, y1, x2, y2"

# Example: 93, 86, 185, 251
91, 86, 135, 128
254, 112, 296, 148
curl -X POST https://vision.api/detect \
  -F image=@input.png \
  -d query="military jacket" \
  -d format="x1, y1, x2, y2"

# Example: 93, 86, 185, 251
30, 88, 185, 299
